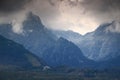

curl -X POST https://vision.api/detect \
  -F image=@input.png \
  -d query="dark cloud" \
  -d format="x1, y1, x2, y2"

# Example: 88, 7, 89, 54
81, 0, 120, 12
0, 0, 32, 13
48, 0, 56, 6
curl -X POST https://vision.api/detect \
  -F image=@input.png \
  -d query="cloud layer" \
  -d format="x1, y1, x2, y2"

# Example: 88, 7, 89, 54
0, 0, 120, 34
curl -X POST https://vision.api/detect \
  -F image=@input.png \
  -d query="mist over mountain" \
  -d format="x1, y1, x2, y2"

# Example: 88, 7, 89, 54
80, 21, 120, 61
54, 21, 120, 62
0, 12, 95, 68
0, 0, 120, 79
0, 11, 120, 70
0, 12, 56, 57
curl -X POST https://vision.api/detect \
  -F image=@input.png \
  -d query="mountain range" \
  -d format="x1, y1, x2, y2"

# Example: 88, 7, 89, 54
0, 12, 95, 68
54, 21, 120, 62
0, 12, 120, 69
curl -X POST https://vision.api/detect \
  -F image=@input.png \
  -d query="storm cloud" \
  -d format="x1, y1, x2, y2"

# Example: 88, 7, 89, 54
0, 0, 31, 13
81, 0, 120, 11
80, 0, 120, 22
0, 0, 120, 34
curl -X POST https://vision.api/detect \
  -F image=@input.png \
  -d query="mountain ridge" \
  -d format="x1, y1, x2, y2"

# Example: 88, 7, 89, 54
0, 34, 45, 70
53, 21, 120, 62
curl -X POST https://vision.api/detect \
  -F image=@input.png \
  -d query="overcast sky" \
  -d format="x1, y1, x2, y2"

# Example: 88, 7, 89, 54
0, 0, 120, 35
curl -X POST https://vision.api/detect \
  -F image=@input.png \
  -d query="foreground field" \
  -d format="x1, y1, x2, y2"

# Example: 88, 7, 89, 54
0, 69, 120, 80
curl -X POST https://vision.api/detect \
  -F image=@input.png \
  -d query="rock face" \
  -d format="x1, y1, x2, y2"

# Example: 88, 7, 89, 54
0, 35, 45, 70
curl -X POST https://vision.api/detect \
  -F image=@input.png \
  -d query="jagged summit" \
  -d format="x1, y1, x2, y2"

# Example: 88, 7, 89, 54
26, 12, 42, 23
0, 12, 45, 35
105, 20, 120, 33
95, 20, 120, 35
23, 12, 44, 31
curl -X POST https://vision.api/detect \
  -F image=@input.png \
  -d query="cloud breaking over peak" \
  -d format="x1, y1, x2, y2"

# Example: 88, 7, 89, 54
0, 0, 120, 34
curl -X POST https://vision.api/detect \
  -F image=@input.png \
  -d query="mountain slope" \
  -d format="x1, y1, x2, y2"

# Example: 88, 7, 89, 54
82, 21, 120, 60
42, 37, 95, 68
0, 35, 45, 70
